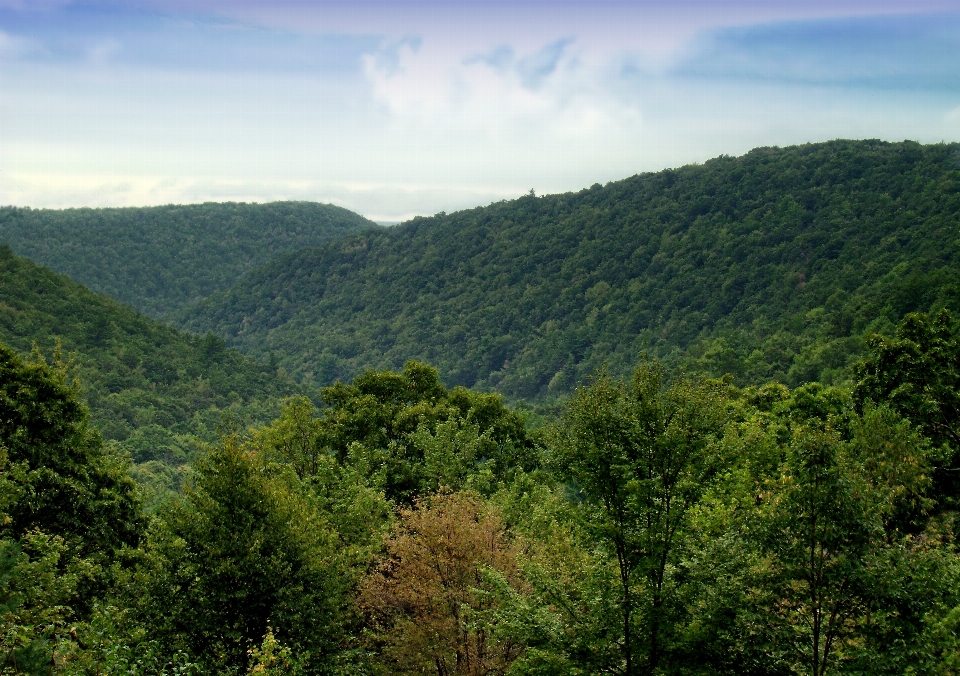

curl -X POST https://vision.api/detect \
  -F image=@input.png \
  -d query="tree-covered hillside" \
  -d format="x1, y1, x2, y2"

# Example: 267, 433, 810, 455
175, 140, 960, 398
0, 201, 378, 318
0, 246, 304, 468
6, 342, 957, 674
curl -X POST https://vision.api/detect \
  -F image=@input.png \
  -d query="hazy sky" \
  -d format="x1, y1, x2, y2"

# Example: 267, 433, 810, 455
2, 1, 959, 221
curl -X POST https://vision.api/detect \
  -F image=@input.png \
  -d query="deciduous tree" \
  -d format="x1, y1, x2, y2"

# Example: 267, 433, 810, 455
552, 361, 729, 674
360, 491, 525, 676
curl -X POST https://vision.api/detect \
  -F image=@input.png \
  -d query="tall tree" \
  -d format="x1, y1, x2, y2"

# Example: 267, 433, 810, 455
745, 387, 936, 676
552, 361, 729, 674
760, 424, 874, 676
0, 344, 140, 558
0, 343, 142, 671
0, 448, 78, 674
131, 437, 347, 674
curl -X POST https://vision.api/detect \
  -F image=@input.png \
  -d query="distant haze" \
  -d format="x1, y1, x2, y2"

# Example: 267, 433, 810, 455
2, 0, 959, 221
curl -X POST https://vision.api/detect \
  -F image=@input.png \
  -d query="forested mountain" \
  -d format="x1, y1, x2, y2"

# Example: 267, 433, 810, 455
0, 201, 378, 318
0, 246, 304, 469
175, 140, 960, 398
2, 142, 960, 674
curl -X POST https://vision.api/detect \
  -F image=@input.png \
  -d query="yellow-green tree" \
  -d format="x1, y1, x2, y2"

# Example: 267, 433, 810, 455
360, 491, 525, 675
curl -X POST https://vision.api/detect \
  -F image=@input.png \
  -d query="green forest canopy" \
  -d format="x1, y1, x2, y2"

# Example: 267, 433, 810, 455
3, 331, 958, 674
0, 201, 378, 318
174, 140, 960, 399
0, 246, 305, 474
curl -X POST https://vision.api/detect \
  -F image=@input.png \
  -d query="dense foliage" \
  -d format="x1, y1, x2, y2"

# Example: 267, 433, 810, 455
309, 360, 537, 502
0, 202, 377, 318
0, 247, 305, 490
129, 438, 349, 675
175, 140, 960, 398
0, 345, 140, 671
0, 345, 140, 558
2, 139, 959, 674
854, 309, 960, 509
4, 319, 955, 675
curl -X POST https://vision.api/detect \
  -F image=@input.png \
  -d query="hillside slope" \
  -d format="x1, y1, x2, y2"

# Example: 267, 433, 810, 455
0, 201, 378, 317
0, 246, 304, 465
175, 140, 960, 398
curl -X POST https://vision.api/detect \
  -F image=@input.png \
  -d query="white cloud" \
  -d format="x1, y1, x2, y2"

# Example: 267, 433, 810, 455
86, 38, 121, 64
0, 30, 46, 59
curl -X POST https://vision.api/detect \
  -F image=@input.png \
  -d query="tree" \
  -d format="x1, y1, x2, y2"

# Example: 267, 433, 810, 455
759, 424, 874, 676
359, 491, 525, 676
317, 361, 535, 502
745, 388, 936, 676
252, 396, 325, 480
0, 343, 140, 559
552, 361, 729, 674
131, 437, 347, 674
486, 475, 626, 676
251, 396, 392, 565
853, 310, 960, 508
0, 342, 141, 671
0, 517, 78, 673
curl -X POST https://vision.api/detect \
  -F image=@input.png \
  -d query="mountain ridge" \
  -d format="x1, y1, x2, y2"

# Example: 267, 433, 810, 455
0, 201, 379, 318
173, 139, 960, 397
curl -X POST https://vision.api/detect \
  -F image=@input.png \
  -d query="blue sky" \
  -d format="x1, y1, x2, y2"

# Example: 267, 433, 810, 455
2, 1, 959, 221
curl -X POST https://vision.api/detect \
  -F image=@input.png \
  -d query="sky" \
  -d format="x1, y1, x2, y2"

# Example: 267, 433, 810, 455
2, 1, 960, 222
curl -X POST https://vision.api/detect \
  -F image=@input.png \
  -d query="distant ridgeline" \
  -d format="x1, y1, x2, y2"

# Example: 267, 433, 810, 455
0, 247, 304, 473
0, 201, 378, 318
174, 140, 960, 398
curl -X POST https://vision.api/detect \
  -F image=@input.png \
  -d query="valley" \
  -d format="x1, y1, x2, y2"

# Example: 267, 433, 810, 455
1, 140, 959, 674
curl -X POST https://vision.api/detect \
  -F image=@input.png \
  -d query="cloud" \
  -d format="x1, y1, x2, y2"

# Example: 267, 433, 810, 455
3, 1, 960, 220
674, 13, 960, 91
362, 34, 591, 133
517, 37, 573, 89
463, 45, 513, 73
369, 36, 422, 76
